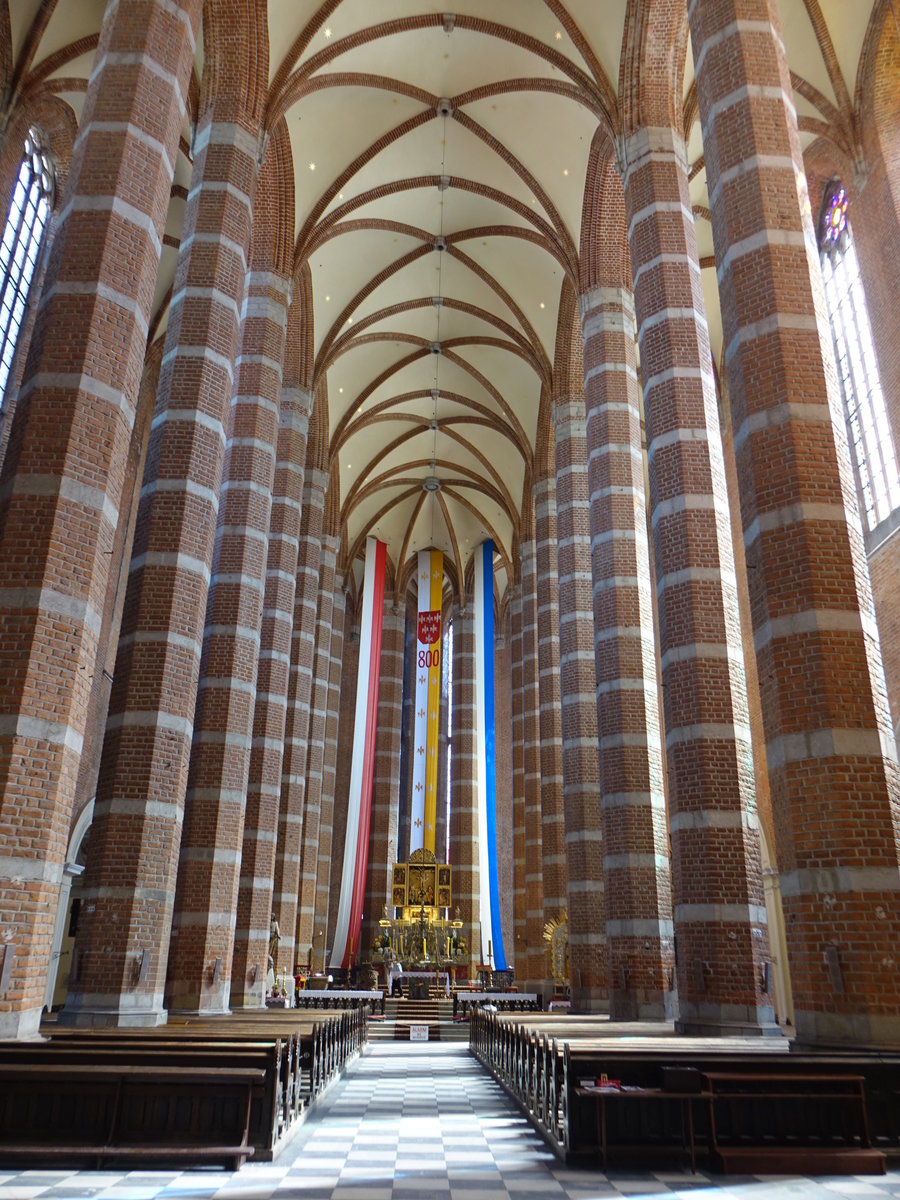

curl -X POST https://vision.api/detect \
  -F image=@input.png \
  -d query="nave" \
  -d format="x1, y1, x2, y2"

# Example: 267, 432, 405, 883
1, 1045, 899, 1200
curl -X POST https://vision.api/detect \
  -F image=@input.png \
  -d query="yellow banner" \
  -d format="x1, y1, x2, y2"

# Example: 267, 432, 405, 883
423, 549, 442, 851
412, 549, 443, 854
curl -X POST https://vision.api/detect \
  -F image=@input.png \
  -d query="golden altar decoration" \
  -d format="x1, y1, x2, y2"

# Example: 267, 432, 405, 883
377, 848, 464, 965
543, 909, 569, 987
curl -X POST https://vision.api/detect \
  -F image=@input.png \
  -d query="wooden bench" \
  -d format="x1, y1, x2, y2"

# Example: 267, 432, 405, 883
703, 1070, 886, 1175
38, 1006, 368, 1159
575, 1081, 704, 1171
471, 1009, 899, 1171
568, 1053, 890, 1172
167, 1007, 367, 1105
0, 1061, 262, 1169
39, 1031, 292, 1152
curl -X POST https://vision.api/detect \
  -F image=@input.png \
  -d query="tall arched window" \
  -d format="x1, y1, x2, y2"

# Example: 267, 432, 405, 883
818, 182, 900, 531
0, 127, 55, 405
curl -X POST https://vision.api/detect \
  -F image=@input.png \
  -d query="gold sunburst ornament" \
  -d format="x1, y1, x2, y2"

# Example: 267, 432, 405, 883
542, 910, 569, 987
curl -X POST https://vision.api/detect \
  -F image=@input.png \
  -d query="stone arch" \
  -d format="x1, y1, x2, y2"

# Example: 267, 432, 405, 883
857, 0, 899, 174
251, 116, 295, 277
551, 277, 584, 408
759, 820, 794, 1029
199, 0, 268, 123
579, 130, 631, 295
45, 799, 95, 1012
620, 0, 690, 138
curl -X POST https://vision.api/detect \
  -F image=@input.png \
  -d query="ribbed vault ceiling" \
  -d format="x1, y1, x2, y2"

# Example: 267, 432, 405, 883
3, 0, 880, 605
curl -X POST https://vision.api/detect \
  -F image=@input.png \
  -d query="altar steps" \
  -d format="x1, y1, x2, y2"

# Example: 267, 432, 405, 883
368, 998, 469, 1043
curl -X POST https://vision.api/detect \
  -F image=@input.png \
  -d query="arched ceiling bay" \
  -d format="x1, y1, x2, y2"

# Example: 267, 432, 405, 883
4, 0, 882, 603
280, 1, 615, 603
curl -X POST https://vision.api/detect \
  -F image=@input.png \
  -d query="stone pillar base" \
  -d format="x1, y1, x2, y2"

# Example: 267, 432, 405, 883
676, 1001, 782, 1038
229, 985, 266, 1010
569, 986, 609, 1014
609, 988, 677, 1023
165, 991, 231, 1018
0, 1005, 44, 1040
793, 1010, 900, 1050
56, 1003, 169, 1029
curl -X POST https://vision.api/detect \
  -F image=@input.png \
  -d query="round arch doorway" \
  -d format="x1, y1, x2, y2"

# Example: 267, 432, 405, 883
45, 801, 93, 1012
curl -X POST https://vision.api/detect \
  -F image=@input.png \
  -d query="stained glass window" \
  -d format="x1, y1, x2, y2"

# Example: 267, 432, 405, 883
818, 183, 900, 531
0, 127, 55, 406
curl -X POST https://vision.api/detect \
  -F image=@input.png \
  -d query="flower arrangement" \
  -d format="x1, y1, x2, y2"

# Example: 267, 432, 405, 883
373, 932, 391, 953
454, 935, 467, 956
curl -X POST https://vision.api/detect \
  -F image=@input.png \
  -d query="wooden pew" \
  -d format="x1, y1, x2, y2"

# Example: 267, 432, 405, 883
31, 1006, 367, 1163
702, 1069, 885, 1175
469, 1009, 898, 1172
0, 1059, 263, 1169
3, 1037, 282, 1158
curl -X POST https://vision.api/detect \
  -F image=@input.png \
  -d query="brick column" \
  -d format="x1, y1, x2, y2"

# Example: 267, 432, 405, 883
363, 603, 405, 955
67, 89, 263, 1023
0, 0, 199, 1038
229, 375, 311, 1008
314, 568, 344, 964
534, 475, 567, 963
297, 532, 338, 951
520, 537, 547, 993
509, 585, 528, 978
623, 122, 773, 1035
580, 277, 674, 1021
165, 267, 289, 1012
272, 468, 326, 970
449, 602, 479, 964
554, 387, 606, 1011
689, 0, 900, 1046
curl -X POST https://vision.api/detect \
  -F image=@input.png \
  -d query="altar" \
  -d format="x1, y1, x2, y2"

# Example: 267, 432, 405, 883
404, 969, 450, 998
373, 848, 469, 980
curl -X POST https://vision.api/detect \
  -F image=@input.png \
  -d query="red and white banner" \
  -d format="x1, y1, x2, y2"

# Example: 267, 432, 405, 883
330, 537, 386, 968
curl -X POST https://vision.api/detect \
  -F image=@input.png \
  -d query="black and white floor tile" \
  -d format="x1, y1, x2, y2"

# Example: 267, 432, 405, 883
1, 1044, 898, 1200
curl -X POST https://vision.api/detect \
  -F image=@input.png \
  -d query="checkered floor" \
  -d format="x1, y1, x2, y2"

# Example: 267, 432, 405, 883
1, 1043, 898, 1200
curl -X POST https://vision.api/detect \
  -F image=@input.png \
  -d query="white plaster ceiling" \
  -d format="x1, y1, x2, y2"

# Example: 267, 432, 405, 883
6, 0, 880, 604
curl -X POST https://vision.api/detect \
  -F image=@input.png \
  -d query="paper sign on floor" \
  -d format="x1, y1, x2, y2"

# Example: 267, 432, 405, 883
410, 1024, 429, 1041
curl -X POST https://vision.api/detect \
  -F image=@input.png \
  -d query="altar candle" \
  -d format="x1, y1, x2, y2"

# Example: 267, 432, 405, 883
423, 937, 427, 959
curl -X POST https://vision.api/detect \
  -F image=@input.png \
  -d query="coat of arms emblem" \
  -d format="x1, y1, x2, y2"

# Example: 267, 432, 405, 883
417, 610, 441, 645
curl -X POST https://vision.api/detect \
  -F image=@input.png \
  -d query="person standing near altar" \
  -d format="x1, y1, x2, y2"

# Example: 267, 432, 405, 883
388, 959, 403, 997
